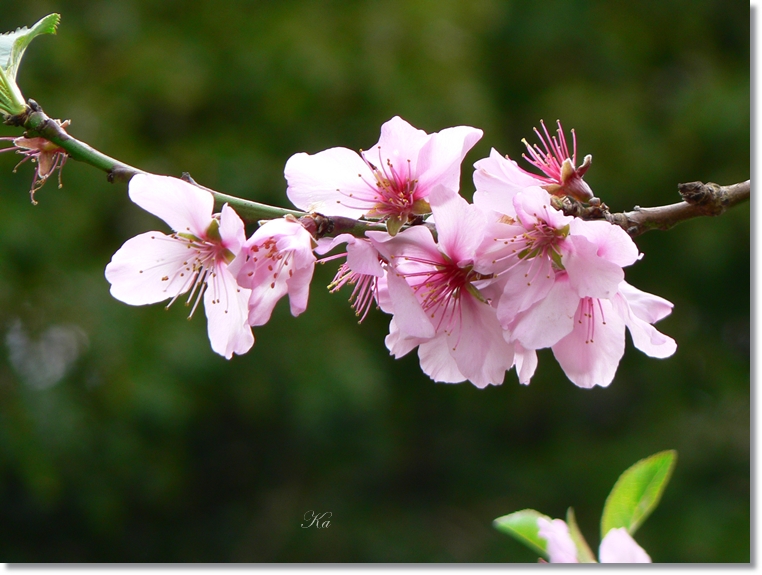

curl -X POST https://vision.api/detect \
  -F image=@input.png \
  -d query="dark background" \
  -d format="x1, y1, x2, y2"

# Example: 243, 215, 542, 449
0, 0, 749, 562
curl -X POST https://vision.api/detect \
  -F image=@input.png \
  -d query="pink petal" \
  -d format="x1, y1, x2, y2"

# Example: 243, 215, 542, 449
513, 187, 571, 230
565, 234, 625, 299
285, 256, 315, 318
513, 342, 538, 385
509, 274, 579, 349
613, 290, 677, 359
367, 226, 440, 267
428, 185, 487, 265
415, 125, 483, 194
448, 295, 514, 387
417, 335, 468, 384
217, 203, 247, 254
370, 116, 431, 177
346, 238, 384, 277
569, 219, 640, 268
551, 298, 626, 388
473, 148, 544, 214
203, 266, 254, 359
494, 257, 555, 328
618, 281, 674, 323
385, 270, 436, 339
385, 316, 428, 359
537, 518, 579, 563
129, 174, 214, 236
598, 528, 651, 563
284, 147, 371, 217
314, 233, 354, 255
105, 231, 193, 305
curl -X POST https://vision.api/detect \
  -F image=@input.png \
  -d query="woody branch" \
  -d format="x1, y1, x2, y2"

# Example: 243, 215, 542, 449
4, 101, 750, 240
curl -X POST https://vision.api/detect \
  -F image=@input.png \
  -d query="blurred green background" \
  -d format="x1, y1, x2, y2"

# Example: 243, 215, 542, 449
0, 0, 749, 562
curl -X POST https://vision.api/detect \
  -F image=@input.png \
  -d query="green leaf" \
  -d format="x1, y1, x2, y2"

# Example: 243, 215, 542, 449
0, 13, 60, 80
600, 450, 677, 538
493, 509, 551, 558
565, 507, 596, 563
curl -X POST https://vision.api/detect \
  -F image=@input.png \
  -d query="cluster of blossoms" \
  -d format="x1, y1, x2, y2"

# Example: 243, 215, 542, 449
105, 116, 675, 388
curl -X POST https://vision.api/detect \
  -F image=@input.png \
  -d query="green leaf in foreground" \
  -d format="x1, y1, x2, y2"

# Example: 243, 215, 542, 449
565, 507, 596, 563
600, 450, 677, 539
493, 509, 551, 558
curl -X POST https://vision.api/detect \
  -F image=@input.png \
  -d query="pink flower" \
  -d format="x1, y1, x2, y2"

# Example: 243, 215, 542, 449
315, 234, 385, 322
368, 185, 514, 388
537, 518, 651, 563
473, 147, 546, 214
509, 275, 677, 388
0, 132, 68, 203
520, 120, 594, 202
476, 186, 639, 328
234, 216, 317, 327
105, 174, 253, 359
285, 116, 482, 234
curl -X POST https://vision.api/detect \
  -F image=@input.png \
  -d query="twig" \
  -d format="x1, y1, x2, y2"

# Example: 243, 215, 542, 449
557, 180, 750, 237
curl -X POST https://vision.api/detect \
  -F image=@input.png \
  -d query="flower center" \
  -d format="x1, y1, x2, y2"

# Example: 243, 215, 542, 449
245, 237, 295, 289
357, 149, 420, 218
395, 253, 488, 339
160, 232, 227, 317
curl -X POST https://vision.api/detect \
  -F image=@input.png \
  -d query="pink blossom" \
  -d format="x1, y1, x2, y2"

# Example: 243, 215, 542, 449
536, 518, 579, 563
105, 174, 253, 359
476, 186, 639, 328
368, 185, 514, 388
285, 116, 482, 234
315, 234, 385, 322
598, 528, 652, 563
537, 518, 651, 563
520, 119, 594, 202
473, 147, 547, 214
234, 216, 317, 327
509, 274, 677, 388
0, 132, 68, 203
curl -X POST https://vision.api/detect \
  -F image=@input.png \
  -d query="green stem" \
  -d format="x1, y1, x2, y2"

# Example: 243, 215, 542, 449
7, 102, 328, 227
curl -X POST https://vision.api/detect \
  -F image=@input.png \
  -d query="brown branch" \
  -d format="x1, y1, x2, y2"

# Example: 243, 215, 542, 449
558, 180, 750, 237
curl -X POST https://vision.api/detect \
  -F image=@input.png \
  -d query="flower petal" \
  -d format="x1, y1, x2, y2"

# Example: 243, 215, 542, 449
285, 147, 371, 217
565, 234, 625, 299
509, 274, 579, 349
105, 231, 193, 305
448, 295, 514, 387
551, 298, 626, 388
370, 116, 431, 177
569, 218, 640, 268
598, 528, 651, 563
428, 185, 487, 265
218, 203, 247, 254
129, 174, 214, 235
203, 265, 254, 359
473, 148, 544, 215
613, 288, 676, 359
417, 335, 468, 384
537, 518, 579, 563
415, 125, 482, 194
513, 342, 538, 385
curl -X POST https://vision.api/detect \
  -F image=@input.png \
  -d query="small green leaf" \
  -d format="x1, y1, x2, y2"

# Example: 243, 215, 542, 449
600, 450, 677, 538
493, 509, 551, 558
0, 14, 60, 115
0, 13, 60, 79
565, 508, 596, 563
385, 214, 406, 236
